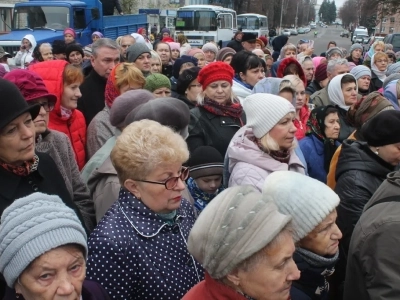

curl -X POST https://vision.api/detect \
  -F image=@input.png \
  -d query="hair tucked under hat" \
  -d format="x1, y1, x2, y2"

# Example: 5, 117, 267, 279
243, 93, 295, 138
361, 110, 400, 147
202, 42, 218, 55
126, 43, 151, 63
349, 43, 363, 55
350, 65, 371, 80
144, 73, 171, 92
197, 61, 234, 89
65, 43, 84, 60
262, 171, 339, 242
177, 66, 201, 95
326, 47, 343, 60
52, 40, 66, 54
386, 61, 400, 76
188, 185, 291, 279
63, 28, 76, 38
172, 55, 198, 79
216, 47, 236, 61
314, 62, 328, 83
0, 192, 87, 287
188, 146, 224, 179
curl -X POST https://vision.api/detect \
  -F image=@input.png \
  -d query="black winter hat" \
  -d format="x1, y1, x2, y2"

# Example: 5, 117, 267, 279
124, 97, 190, 139
361, 110, 400, 147
65, 44, 84, 60
0, 78, 40, 130
173, 55, 198, 79
242, 32, 257, 43
52, 40, 66, 54
177, 67, 201, 95
188, 146, 224, 179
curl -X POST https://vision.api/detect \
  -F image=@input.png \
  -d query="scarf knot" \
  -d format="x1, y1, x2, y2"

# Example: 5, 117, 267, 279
0, 154, 39, 176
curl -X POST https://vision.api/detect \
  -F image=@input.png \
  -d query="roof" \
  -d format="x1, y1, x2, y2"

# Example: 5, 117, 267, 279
237, 13, 267, 18
178, 5, 235, 12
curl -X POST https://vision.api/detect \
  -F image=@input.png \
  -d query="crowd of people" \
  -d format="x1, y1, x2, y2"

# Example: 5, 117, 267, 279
0, 25, 399, 300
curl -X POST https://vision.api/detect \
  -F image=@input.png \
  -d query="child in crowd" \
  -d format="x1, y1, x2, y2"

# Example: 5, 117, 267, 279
187, 146, 225, 214
64, 28, 76, 45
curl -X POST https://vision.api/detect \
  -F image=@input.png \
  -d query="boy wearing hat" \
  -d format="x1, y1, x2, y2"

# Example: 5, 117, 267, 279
187, 146, 225, 215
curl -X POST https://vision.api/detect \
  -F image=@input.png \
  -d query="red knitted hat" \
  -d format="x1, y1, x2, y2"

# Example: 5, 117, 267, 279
198, 61, 235, 89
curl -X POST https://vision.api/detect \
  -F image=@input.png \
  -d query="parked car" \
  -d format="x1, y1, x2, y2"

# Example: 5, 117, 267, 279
320, 23, 328, 28
290, 28, 298, 35
354, 34, 369, 44
383, 33, 400, 53
283, 29, 291, 36
304, 27, 311, 33
310, 23, 316, 29
298, 27, 306, 34
340, 30, 349, 38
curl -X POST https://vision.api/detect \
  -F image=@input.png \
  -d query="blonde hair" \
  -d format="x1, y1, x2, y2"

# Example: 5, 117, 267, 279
281, 74, 304, 89
374, 51, 388, 62
280, 43, 297, 59
373, 41, 385, 51
111, 119, 189, 185
196, 89, 237, 105
115, 63, 146, 90
150, 50, 162, 64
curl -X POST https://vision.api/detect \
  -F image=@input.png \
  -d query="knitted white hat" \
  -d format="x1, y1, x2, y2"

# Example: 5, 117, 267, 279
262, 171, 340, 242
243, 93, 295, 138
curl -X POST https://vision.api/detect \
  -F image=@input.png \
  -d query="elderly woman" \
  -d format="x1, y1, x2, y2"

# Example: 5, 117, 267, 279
0, 193, 110, 300
227, 94, 306, 191
231, 51, 265, 103
327, 73, 358, 142
0, 78, 86, 228
263, 171, 342, 300
30, 60, 87, 170
144, 73, 172, 98
183, 185, 300, 300
4, 69, 96, 231
86, 120, 203, 298
86, 63, 146, 159
370, 52, 389, 91
187, 61, 245, 157
280, 75, 310, 140
150, 50, 162, 73
334, 110, 400, 294
299, 106, 340, 183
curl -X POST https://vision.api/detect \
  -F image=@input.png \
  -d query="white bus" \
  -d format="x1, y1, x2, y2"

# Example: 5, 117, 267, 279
175, 5, 237, 47
237, 13, 268, 38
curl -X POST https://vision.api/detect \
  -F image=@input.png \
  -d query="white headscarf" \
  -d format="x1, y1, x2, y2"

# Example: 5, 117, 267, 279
371, 53, 387, 82
328, 73, 358, 111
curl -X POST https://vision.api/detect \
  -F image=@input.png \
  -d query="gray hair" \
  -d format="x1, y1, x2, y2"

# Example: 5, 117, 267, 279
327, 58, 348, 75
39, 43, 52, 50
92, 38, 120, 57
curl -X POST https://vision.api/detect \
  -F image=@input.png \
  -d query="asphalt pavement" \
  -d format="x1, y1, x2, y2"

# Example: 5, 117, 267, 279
287, 26, 353, 57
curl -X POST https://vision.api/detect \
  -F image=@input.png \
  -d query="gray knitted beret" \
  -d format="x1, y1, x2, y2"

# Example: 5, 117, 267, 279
188, 185, 291, 279
326, 47, 344, 59
386, 62, 400, 76
0, 193, 87, 287
383, 73, 400, 89
350, 65, 371, 80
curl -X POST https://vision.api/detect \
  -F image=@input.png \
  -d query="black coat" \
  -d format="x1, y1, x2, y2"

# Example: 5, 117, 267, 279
306, 80, 322, 96
336, 106, 355, 142
78, 69, 107, 125
187, 106, 245, 157
226, 40, 243, 52
334, 140, 395, 290
100, 0, 122, 15
177, 94, 196, 109
370, 71, 384, 92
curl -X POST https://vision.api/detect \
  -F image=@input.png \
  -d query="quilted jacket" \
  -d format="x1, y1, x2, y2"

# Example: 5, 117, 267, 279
227, 126, 306, 191
30, 60, 87, 170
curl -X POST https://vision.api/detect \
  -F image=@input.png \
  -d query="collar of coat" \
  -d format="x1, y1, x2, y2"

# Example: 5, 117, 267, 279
116, 188, 188, 238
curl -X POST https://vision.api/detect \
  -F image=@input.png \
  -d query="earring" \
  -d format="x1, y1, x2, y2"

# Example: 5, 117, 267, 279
16, 294, 21, 299
374, 147, 380, 155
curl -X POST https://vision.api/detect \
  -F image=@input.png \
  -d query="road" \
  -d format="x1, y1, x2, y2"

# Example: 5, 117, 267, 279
287, 26, 353, 56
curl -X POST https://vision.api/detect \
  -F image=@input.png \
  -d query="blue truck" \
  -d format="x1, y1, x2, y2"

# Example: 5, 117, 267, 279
0, 0, 148, 55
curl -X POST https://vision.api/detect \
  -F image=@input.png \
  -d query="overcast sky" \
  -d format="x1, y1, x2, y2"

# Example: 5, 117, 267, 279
317, 0, 345, 8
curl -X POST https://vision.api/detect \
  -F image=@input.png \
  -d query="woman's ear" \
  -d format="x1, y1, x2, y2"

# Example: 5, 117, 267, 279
239, 72, 246, 82
226, 270, 241, 286
124, 179, 141, 199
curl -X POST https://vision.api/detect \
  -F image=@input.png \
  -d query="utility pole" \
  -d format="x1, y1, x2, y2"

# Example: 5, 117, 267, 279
279, 0, 284, 34
295, 0, 299, 28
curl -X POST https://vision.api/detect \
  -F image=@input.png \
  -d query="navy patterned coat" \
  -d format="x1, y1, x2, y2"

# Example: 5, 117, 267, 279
87, 188, 204, 299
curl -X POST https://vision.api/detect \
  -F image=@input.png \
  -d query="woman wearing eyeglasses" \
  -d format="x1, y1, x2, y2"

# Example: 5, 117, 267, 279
86, 119, 204, 299
370, 52, 389, 92
4, 69, 96, 232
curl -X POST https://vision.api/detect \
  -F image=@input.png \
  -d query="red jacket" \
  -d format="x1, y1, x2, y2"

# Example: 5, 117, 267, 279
294, 105, 310, 140
182, 273, 248, 300
30, 60, 86, 170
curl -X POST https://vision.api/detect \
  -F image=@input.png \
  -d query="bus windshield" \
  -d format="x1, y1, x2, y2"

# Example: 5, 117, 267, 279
238, 16, 267, 30
176, 10, 217, 31
13, 6, 69, 30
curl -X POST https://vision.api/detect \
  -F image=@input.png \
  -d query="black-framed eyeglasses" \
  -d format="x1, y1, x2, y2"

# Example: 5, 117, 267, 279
29, 101, 54, 112
134, 167, 189, 190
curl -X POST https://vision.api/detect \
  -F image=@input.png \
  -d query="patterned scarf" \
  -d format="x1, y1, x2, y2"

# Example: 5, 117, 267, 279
105, 63, 121, 108
306, 106, 339, 173
187, 177, 225, 214
0, 154, 39, 176
202, 97, 244, 125
254, 137, 291, 164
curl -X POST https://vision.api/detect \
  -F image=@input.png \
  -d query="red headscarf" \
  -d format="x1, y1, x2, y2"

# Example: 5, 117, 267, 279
104, 64, 121, 108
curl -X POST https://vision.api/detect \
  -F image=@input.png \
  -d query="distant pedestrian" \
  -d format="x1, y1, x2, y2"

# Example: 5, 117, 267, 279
100, 0, 123, 15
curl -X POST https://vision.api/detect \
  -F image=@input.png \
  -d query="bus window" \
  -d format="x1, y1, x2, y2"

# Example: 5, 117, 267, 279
194, 11, 217, 31
219, 14, 232, 29
176, 10, 195, 31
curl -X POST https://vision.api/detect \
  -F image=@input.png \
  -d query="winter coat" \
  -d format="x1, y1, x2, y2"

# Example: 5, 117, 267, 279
336, 106, 355, 143
100, 0, 122, 15
177, 94, 196, 109
187, 105, 245, 157
232, 79, 252, 104
14, 34, 36, 69
370, 70, 384, 92
226, 40, 243, 53
30, 60, 87, 170
294, 105, 310, 140
78, 69, 107, 125
344, 171, 400, 300
86, 189, 204, 299
291, 249, 337, 300
81, 136, 117, 183
334, 140, 395, 291
3, 279, 111, 300
299, 134, 340, 183
227, 126, 306, 191
306, 80, 322, 96
88, 156, 196, 222
183, 273, 247, 300
347, 56, 364, 66
0, 152, 87, 232
86, 106, 117, 160
277, 57, 308, 87
36, 130, 95, 231
310, 86, 330, 107
272, 35, 289, 61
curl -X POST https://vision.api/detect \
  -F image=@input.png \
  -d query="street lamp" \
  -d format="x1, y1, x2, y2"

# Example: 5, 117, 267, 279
279, 0, 284, 34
